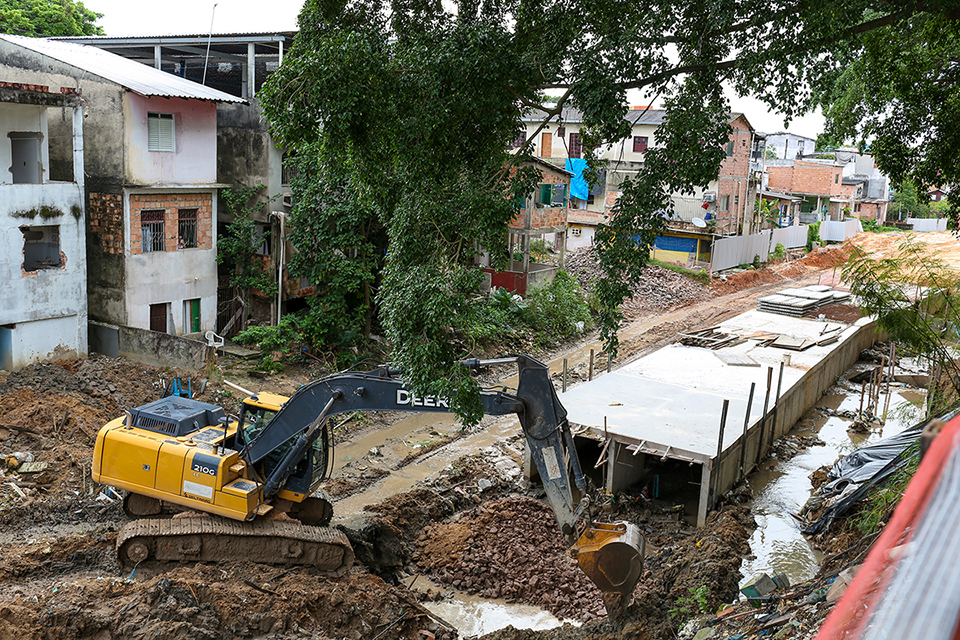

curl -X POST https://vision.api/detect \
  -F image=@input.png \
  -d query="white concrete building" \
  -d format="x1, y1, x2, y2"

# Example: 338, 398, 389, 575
0, 82, 87, 370
0, 35, 244, 341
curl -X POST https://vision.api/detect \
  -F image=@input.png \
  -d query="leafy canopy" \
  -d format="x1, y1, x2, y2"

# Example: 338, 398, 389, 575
261, 0, 957, 423
0, 0, 103, 36
815, 5, 960, 228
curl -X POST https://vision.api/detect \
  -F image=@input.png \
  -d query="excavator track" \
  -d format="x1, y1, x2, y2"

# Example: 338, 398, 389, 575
117, 516, 354, 576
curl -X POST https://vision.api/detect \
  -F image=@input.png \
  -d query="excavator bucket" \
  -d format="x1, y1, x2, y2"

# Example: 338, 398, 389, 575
570, 521, 645, 619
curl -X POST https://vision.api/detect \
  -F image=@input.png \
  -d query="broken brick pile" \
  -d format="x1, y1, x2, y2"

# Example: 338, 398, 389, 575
565, 247, 712, 319
415, 496, 609, 621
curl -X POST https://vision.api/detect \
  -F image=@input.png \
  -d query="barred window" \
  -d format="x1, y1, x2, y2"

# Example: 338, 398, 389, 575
178, 208, 198, 249
141, 210, 165, 253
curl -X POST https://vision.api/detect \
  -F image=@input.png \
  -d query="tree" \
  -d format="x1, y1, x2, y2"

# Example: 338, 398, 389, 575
261, 0, 960, 423
284, 142, 385, 353
842, 237, 960, 415
217, 186, 278, 332
0, 0, 103, 36
815, 7, 960, 229
890, 180, 931, 220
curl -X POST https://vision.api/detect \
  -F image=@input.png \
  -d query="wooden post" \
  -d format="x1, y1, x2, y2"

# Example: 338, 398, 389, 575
562, 358, 568, 393
755, 367, 773, 470
769, 363, 784, 454
739, 382, 756, 480
712, 399, 730, 510
607, 352, 612, 373
589, 349, 594, 381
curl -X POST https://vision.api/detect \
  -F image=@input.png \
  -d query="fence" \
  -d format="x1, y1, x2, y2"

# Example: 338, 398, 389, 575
906, 217, 948, 232
89, 321, 213, 370
711, 230, 772, 272
770, 225, 808, 250
820, 219, 863, 242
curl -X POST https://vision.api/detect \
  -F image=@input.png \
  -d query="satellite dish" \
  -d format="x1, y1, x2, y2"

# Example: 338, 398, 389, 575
692, 217, 707, 228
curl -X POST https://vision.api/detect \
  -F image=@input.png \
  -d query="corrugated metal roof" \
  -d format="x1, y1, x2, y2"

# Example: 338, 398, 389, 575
0, 35, 245, 104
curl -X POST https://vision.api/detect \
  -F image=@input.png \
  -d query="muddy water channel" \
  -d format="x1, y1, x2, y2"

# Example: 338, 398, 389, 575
740, 370, 927, 587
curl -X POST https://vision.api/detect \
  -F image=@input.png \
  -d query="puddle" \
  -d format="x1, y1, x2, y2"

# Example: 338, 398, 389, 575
422, 595, 576, 637
740, 384, 926, 587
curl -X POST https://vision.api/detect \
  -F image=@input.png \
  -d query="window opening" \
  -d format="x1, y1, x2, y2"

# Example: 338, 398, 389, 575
21, 226, 61, 271
568, 133, 582, 158
178, 208, 198, 248
141, 210, 165, 253
10, 132, 42, 183
148, 113, 174, 152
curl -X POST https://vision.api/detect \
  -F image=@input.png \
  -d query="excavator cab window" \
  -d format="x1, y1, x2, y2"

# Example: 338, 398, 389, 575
237, 404, 278, 449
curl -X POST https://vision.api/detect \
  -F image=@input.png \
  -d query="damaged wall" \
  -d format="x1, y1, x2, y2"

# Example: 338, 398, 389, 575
0, 87, 87, 370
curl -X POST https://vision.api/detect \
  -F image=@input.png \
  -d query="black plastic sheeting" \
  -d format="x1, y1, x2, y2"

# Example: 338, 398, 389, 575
803, 409, 960, 535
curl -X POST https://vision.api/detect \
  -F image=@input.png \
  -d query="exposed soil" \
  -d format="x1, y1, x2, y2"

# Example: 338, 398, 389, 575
0, 230, 942, 640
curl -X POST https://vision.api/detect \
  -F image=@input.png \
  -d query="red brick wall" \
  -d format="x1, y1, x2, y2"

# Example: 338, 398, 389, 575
88, 193, 124, 255
129, 193, 213, 255
510, 168, 569, 230
768, 161, 845, 197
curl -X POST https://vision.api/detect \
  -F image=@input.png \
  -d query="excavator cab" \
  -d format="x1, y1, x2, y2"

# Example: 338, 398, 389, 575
236, 393, 331, 508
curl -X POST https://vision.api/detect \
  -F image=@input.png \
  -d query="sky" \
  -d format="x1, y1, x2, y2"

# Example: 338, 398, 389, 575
82, 0, 826, 139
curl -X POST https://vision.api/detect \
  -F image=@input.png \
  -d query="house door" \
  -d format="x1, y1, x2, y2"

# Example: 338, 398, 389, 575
10, 133, 41, 184
149, 303, 168, 333
541, 132, 552, 158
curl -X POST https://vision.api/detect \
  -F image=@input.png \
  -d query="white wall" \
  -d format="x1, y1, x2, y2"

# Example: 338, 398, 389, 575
123, 189, 218, 335
0, 103, 50, 184
124, 93, 218, 186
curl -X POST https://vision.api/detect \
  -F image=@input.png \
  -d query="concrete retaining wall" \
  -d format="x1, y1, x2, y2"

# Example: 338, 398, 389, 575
89, 321, 211, 370
710, 317, 883, 503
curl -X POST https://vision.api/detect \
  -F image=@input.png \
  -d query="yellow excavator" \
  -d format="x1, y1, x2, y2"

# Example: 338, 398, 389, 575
92, 355, 644, 616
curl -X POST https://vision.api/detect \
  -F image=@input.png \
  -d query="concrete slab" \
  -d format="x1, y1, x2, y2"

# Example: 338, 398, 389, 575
560, 307, 880, 526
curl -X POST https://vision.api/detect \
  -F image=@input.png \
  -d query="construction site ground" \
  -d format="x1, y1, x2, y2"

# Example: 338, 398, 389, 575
0, 230, 952, 640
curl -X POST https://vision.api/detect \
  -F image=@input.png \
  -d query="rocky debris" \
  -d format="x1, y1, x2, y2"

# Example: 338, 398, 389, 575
770, 434, 826, 463
416, 496, 609, 621
0, 562, 453, 640
565, 247, 712, 319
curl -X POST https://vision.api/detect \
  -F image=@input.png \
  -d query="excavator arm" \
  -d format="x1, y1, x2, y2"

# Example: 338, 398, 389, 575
247, 355, 644, 616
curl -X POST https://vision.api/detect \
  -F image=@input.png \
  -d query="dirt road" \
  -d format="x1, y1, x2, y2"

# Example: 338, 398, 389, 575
0, 230, 950, 640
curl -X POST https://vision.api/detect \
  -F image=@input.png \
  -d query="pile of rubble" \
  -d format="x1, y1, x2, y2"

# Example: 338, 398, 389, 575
565, 247, 712, 318
415, 496, 608, 621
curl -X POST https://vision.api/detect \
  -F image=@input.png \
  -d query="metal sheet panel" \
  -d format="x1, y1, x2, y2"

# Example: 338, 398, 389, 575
1, 35, 245, 103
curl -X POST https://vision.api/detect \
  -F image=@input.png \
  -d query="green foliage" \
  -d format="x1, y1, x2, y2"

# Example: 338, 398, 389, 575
755, 198, 780, 227
890, 180, 932, 220
284, 143, 383, 349
806, 222, 821, 251
258, 0, 955, 423
861, 219, 900, 233
521, 270, 593, 344
814, 7, 960, 232
0, 0, 103, 36
771, 243, 787, 260
841, 238, 960, 413
218, 186, 278, 295
849, 443, 920, 536
529, 239, 553, 263
649, 259, 711, 286
670, 585, 711, 628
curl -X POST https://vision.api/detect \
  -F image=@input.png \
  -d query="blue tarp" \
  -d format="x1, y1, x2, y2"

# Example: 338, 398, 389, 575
654, 235, 698, 253
565, 158, 589, 201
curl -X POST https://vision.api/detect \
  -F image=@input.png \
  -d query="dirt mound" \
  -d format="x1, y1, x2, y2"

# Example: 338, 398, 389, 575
415, 497, 608, 621
0, 562, 450, 640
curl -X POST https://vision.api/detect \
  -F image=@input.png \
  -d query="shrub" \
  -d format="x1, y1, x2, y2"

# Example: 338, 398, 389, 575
522, 270, 593, 343
806, 222, 821, 251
